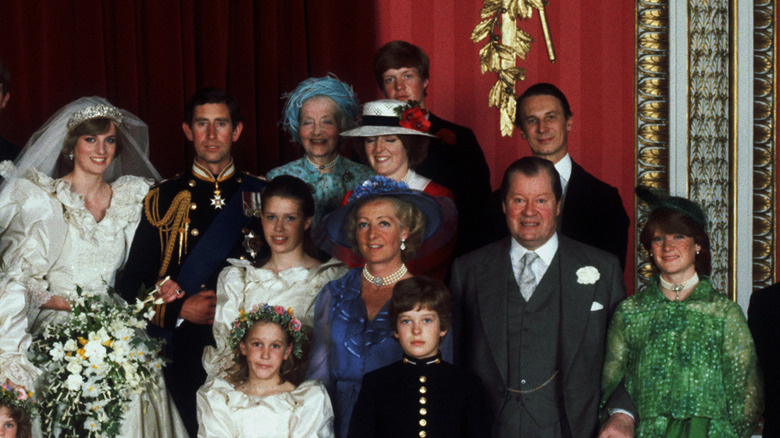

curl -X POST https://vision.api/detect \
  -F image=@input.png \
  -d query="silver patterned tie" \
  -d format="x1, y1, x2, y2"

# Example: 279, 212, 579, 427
519, 251, 539, 301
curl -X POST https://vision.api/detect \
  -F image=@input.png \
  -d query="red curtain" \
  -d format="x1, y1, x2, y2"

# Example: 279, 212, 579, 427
0, 0, 377, 177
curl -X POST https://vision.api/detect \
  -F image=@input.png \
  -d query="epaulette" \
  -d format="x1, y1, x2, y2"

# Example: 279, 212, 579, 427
149, 172, 185, 189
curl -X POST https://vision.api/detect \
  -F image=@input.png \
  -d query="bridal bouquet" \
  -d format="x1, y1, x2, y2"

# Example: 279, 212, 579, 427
28, 286, 165, 437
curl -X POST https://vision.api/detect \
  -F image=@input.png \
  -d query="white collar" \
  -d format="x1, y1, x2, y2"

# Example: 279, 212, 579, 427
554, 153, 572, 183
400, 169, 431, 191
510, 233, 558, 267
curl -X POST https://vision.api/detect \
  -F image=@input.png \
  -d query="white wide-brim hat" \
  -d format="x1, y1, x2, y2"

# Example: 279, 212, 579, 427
340, 99, 436, 138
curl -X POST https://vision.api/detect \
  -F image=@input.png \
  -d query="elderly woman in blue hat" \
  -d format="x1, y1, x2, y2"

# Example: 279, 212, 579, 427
600, 188, 763, 437
266, 76, 374, 226
306, 176, 454, 438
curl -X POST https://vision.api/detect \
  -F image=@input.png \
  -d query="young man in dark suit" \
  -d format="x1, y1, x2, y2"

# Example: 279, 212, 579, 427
373, 40, 493, 258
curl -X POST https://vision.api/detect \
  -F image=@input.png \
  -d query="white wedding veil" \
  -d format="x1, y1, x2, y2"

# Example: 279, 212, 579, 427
0, 96, 160, 189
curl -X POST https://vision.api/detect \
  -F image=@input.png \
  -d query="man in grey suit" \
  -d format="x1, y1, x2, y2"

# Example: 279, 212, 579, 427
451, 156, 635, 437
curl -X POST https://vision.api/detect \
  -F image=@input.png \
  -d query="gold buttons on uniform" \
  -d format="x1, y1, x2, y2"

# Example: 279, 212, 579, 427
419, 376, 427, 383
419, 408, 427, 415
191, 228, 199, 236
190, 203, 197, 210
188, 180, 196, 187
419, 386, 427, 394
419, 397, 427, 404
236, 177, 243, 183
419, 419, 427, 427
419, 431, 426, 438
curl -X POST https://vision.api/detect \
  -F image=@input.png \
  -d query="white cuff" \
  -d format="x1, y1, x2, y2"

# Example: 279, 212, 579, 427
609, 408, 635, 422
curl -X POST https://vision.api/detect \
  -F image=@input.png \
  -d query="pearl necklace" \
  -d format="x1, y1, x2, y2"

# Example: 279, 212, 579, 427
659, 272, 699, 300
306, 154, 338, 171
362, 264, 408, 287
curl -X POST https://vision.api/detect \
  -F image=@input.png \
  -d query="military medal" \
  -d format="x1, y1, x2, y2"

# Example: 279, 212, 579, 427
192, 160, 235, 210
210, 182, 225, 209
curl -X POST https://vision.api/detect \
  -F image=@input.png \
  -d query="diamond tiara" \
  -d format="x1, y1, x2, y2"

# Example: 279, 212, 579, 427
67, 104, 124, 130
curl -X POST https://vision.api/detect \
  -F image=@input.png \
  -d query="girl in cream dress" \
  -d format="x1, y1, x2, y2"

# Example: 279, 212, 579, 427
201, 175, 347, 383
197, 304, 334, 437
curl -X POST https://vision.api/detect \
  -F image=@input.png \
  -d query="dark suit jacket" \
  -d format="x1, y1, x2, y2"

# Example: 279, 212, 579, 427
485, 159, 629, 270
416, 113, 493, 258
450, 235, 633, 437
748, 284, 778, 437
561, 160, 629, 270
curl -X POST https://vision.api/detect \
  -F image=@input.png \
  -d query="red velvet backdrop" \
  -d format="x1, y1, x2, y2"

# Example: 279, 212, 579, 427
0, 0, 636, 291
373, 0, 637, 292
0, 0, 377, 177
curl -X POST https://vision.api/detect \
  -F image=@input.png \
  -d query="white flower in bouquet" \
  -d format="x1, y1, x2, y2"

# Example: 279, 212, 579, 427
64, 338, 78, 352
66, 373, 84, 391
29, 285, 167, 438
49, 342, 65, 361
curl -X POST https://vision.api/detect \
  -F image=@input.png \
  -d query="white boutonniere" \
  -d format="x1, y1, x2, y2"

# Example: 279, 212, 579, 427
576, 266, 600, 285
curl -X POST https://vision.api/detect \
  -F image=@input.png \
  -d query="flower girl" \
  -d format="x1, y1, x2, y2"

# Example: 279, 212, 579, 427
0, 384, 34, 438
196, 304, 334, 437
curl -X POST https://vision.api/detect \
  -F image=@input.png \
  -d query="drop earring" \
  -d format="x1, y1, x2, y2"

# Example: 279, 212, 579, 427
67, 151, 75, 161
400, 238, 406, 251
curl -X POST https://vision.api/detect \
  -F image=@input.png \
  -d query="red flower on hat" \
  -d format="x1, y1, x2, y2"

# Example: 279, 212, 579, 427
399, 107, 431, 133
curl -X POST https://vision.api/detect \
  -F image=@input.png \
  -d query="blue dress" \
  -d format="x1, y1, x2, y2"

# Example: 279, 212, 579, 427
266, 156, 374, 226
306, 268, 402, 438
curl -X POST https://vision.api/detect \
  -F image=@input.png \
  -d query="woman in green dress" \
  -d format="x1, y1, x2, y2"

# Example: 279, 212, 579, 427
600, 189, 763, 437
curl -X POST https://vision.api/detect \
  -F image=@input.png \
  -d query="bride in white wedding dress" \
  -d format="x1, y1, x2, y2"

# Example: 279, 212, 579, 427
0, 97, 187, 437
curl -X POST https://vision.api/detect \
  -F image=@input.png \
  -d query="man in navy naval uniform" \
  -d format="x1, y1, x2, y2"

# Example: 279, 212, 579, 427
118, 87, 267, 436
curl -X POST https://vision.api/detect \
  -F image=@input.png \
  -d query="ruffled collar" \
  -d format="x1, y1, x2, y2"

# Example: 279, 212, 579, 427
229, 258, 344, 284
21, 168, 149, 243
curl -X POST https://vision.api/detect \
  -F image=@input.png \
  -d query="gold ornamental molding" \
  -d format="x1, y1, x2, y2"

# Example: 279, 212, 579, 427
688, 0, 730, 294
635, 0, 670, 292
471, 0, 556, 136
635, 0, 776, 295
752, 0, 777, 291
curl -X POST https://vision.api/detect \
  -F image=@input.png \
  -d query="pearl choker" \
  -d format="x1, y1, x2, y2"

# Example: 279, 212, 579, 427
659, 272, 699, 300
362, 264, 408, 287
306, 155, 338, 171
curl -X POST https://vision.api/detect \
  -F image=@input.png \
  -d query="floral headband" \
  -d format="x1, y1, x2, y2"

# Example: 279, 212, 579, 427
348, 175, 410, 203
229, 303, 306, 359
67, 104, 124, 131
0, 384, 36, 416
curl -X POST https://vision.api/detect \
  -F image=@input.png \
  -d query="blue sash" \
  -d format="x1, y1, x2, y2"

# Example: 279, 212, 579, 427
176, 176, 266, 294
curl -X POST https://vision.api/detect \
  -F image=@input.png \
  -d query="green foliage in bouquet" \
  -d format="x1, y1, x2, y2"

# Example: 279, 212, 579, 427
28, 286, 165, 437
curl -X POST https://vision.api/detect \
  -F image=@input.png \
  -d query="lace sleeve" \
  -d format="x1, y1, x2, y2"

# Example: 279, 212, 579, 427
722, 303, 764, 437
305, 281, 335, 391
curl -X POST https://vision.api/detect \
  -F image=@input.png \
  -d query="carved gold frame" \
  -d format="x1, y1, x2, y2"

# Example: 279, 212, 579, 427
634, 0, 776, 296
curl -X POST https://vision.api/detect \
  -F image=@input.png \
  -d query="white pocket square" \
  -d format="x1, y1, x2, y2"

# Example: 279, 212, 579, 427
590, 301, 604, 311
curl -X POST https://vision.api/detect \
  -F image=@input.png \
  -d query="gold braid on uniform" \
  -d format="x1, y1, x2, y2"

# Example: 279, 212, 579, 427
144, 188, 192, 328
143, 188, 192, 277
